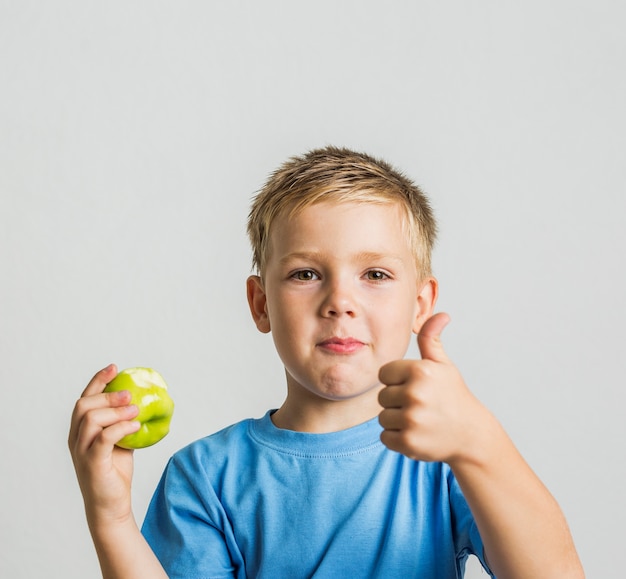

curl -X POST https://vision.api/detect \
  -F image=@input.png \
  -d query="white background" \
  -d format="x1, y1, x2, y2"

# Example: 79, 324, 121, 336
1, 2, 625, 577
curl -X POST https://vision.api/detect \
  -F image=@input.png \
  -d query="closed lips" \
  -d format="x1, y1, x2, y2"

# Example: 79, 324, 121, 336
317, 338, 365, 353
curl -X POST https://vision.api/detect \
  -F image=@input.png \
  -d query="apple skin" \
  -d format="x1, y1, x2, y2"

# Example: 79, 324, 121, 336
103, 367, 174, 449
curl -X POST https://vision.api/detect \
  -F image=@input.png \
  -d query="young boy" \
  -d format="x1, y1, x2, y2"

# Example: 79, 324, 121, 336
69, 146, 584, 578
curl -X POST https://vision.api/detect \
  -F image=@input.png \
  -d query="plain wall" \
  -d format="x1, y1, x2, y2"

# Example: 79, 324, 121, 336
1, 2, 625, 577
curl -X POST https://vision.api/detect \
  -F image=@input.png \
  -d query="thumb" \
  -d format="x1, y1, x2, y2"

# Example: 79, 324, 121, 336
417, 312, 451, 362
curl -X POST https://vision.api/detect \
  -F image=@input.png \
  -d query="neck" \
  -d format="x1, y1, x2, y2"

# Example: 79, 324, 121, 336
271, 385, 383, 433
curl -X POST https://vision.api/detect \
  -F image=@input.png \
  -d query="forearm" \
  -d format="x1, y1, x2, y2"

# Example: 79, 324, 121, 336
450, 415, 584, 578
70, 366, 168, 578
87, 515, 168, 579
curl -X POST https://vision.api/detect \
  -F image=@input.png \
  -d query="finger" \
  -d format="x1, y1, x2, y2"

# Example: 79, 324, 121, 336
379, 429, 408, 456
73, 404, 139, 455
417, 312, 451, 363
74, 419, 139, 473
83, 417, 140, 456
378, 384, 406, 409
378, 408, 407, 431
81, 364, 118, 398
379, 359, 413, 387
69, 391, 135, 450
69, 387, 132, 447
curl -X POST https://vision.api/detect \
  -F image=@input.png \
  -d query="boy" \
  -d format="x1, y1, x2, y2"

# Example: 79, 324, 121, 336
69, 146, 584, 578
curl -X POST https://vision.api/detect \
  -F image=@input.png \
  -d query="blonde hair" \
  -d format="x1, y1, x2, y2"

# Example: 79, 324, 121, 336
247, 146, 437, 280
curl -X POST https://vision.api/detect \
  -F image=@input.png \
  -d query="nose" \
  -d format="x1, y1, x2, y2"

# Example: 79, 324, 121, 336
320, 277, 357, 318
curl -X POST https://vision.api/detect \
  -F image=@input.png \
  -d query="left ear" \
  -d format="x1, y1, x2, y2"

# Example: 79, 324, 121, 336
412, 277, 438, 334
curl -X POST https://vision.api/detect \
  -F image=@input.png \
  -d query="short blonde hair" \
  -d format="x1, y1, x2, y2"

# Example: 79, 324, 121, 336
247, 146, 437, 280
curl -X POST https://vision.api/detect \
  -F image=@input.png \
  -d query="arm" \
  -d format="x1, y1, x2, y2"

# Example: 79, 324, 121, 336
378, 314, 584, 579
68, 365, 168, 579
449, 414, 582, 578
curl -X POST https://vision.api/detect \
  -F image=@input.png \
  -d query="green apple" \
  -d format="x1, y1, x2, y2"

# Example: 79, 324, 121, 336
104, 367, 174, 449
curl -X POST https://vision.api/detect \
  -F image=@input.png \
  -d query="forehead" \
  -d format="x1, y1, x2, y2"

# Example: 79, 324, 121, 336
267, 200, 412, 260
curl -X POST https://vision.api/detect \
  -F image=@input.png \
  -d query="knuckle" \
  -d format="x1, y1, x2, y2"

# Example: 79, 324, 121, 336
404, 411, 421, 430
116, 404, 135, 419
81, 410, 99, 430
404, 410, 427, 436
406, 363, 421, 379
396, 429, 416, 451
104, 391, 121, 406
74, 396, 88, 413
99, 427, 120, 447
108, 390, 131, 407
409, 361, 432, 380
404, 385, 423, 406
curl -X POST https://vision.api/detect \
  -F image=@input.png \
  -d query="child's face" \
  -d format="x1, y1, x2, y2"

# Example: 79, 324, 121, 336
247, 201, 437, 406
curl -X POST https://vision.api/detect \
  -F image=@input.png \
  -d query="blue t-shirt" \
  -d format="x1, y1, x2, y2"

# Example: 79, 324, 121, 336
142, 411, 493, 578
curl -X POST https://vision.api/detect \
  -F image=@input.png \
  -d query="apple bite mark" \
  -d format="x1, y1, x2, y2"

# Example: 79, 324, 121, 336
103, 367, 174, 449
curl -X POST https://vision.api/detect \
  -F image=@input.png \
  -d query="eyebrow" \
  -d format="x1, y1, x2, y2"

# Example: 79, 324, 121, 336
278, 251, 405, 265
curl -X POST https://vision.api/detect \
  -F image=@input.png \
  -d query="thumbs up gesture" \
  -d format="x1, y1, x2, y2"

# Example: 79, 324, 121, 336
378, 313, 490, 464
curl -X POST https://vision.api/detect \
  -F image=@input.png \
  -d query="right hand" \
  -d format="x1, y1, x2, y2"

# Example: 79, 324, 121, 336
68, 364, 141, 527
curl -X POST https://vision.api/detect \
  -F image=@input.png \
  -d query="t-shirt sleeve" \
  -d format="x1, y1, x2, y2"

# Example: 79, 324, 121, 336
448, 471, 496, 577
141, 453, 240, 579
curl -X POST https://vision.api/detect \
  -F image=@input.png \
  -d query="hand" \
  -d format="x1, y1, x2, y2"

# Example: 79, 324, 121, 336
380, 315, 586, 577
378, 313, 489, 464
68, 364, 141, 527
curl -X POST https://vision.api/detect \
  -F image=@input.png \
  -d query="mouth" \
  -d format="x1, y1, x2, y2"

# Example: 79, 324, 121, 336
317, 337, 366, 355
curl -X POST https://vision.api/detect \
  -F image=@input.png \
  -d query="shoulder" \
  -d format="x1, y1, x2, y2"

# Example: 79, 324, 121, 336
166, 414, 265, 477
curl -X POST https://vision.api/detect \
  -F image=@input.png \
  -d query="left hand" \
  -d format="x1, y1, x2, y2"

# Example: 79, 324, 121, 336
378, 313, 489, 464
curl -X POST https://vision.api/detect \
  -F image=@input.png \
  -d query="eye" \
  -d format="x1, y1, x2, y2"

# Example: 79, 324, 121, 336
291, 269, 319, 281
366, 270, 389, 281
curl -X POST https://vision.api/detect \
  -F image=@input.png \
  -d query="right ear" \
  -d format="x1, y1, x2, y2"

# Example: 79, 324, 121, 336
246, 275, 271, 333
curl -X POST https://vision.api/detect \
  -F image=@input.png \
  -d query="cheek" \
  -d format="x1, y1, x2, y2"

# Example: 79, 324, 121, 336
375, 291, 417, 322
266, 294, 308, 340
372, 297, 418, 344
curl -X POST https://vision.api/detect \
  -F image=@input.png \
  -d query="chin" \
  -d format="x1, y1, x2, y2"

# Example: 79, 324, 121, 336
314, 376, 382, 402
287, 364, 381, 401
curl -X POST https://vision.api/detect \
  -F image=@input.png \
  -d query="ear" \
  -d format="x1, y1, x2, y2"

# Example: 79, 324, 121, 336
412, 277, 438, 335
246, 275, 271, 334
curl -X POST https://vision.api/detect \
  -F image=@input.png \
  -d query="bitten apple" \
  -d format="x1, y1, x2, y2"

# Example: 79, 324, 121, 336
104, 367, 174, 449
